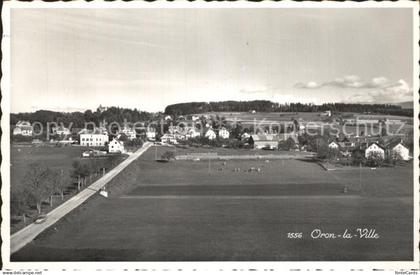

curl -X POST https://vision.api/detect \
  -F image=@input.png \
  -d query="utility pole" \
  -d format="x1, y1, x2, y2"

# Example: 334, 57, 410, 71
359, 162, 362, 192
208, 151, 211, 175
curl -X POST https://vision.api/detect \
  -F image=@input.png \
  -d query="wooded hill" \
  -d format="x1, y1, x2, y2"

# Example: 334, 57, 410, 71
164, 101, 413, 117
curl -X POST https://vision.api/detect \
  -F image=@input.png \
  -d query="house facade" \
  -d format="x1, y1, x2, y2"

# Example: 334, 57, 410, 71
389, 142, 410, 161
250, 134, 279, 149
79, 128, 109, 147
328, 141, 339, 149
205, 129, 217, 140
108, 138, 126, 153
161, 134, 177, 144
365, 143, 385, 159
146, 128, 156, 141
186, 128, 201, 139
53, 126, 71, 136
120, 126, 136, 140
241, 132, 251, 141
13, 121, 33, 136
218, 128, 230, 139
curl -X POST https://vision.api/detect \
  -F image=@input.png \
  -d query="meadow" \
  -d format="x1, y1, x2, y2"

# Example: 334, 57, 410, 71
12, 145, 414, 261
10, 145, 127, 233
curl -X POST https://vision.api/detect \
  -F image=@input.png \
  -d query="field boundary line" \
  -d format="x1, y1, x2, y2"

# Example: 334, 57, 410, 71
118, 195, 362, 200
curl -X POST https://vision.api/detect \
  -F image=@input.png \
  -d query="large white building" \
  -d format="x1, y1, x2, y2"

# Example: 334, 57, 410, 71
79, 128, 109, 147
13, 121, 33, 136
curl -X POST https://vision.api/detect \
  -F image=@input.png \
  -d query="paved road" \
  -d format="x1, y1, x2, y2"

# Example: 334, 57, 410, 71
10, 142, 152, 254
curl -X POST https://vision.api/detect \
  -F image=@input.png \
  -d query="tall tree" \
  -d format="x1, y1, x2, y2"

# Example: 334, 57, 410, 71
24, 163, 55, 214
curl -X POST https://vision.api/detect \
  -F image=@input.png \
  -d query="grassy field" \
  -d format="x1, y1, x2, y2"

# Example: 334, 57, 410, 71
12, 146, 414, 261
10, 145, 127, 233
197, 111, 413, 123
11, 145, 88, 187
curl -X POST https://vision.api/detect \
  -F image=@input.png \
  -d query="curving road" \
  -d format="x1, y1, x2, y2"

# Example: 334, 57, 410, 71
10, 142, 152, 254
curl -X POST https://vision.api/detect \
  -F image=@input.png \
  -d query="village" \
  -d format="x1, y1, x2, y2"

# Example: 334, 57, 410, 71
11, 108, 413, 167
10, 108, 415, 262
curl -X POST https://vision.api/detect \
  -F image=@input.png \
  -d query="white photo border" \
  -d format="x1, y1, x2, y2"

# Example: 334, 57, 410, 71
1, 0, 419, 271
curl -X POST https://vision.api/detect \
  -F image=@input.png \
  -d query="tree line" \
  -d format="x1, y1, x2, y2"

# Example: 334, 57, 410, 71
10, 106, 157, 129
11, 155, 125, 223
164, 101, 412, 116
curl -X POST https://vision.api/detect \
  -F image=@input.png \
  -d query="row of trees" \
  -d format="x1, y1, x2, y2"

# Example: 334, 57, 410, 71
11, 106, 157, 129
11, 155, 125, 221
12, 164, 68, 219
164, 101, 412, 117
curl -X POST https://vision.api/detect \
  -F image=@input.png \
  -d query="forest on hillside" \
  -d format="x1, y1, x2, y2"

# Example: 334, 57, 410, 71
164, 101, 413, 117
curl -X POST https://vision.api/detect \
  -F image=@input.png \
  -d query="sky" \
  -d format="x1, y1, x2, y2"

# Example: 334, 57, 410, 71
11, 8, 414, 113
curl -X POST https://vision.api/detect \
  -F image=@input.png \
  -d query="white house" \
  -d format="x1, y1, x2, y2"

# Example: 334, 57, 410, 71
328, 141, 340, 149
146, 128, 156, 141
13, 121, 33, 136
79, 128, 109, 147
250, 134, 279, 150
218, 128, 230, 139
119, 126, 136, 140
321, 110, 332, 117
53, 126, 71, 136
365, 143, 385, 159
389, 141, 410, 161
241, 132, 251, 141
161, 134, 177, 144
205, 128, 217, 140
186, 128, 201, 139
108, 138, 126, 153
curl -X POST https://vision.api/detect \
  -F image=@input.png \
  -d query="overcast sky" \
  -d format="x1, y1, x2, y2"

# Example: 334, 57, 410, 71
11, 8, 413, 113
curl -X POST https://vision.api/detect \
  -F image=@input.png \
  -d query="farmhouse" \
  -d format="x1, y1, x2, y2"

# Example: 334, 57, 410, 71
356, 118, 380, 125
388, 140, 410, 161
108, 137, 126, 154
79, 128, 109, 147
328, 141, 340, 149
13, 121, 33, 136
53, 126, 71, 136
249, 134, 280, 149
241, 132, 251, 141
146, 128, 156, 141
365, 143, 385, 159
321, 110, 332, 117
205, 128, 217, 140
161, 134, 177, 144
186, 128, 201, 139
218, 127, 230, 139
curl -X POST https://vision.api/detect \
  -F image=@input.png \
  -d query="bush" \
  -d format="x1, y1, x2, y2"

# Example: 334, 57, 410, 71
161, 151, 175, 161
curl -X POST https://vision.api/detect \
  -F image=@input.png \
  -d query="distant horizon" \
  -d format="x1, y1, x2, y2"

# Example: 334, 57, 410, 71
9, 99, 414, 115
